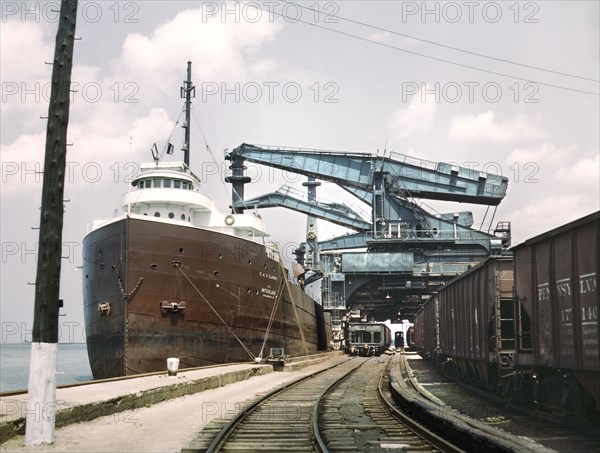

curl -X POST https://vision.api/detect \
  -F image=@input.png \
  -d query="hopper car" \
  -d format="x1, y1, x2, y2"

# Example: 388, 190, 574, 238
414, 212, 599, 420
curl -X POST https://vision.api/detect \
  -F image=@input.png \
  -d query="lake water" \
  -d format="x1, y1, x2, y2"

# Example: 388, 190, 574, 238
0, 343, 93, 393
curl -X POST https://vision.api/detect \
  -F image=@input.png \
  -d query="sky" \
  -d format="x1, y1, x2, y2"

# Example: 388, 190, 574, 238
1, 1, 598, 343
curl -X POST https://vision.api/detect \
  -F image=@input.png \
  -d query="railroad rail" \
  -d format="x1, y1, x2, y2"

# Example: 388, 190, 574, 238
405, 352, 600, 446
394, 353, 554, 452
183, 354, 507, 452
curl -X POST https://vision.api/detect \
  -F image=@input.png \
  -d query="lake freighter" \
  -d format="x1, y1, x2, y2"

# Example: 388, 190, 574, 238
83, 63, 328, 379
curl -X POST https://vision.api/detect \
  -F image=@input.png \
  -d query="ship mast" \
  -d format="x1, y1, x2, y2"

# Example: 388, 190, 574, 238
180, 61, 195, 167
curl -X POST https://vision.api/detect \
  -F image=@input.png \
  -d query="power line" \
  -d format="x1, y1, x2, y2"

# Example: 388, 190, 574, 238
285, 0, 599, 83
242, 2, 599, 96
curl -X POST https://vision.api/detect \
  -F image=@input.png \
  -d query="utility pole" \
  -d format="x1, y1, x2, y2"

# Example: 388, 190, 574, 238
25, 0, 78, 445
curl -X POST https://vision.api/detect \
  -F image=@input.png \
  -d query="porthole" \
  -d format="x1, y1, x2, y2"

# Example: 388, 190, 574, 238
151, 264, 158, 270
213, 271, 220, 277
218, 254, 223, 260
99, 263, 105, 269
179, 248, 184, 254
154, 212, 161, 217
168, 212, 174, 219
248, 260, 252, 265
181, 214, 186, 221
247, 288, 251, 293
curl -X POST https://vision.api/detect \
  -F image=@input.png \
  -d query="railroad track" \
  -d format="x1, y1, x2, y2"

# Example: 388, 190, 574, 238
402, 352, 600, 451
183, 355, 465, 452
395, 353, 563, 452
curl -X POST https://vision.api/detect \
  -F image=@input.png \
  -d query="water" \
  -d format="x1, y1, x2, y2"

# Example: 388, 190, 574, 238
0, 343, 93, 393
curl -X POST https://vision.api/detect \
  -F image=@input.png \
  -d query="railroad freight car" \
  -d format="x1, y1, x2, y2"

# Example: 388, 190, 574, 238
346, 323, 391, 356
413, 301, 437, 356
415, 256, 519, 387
513, 211, 599, 418
414, 212, 599, 421
405, 325, 415, 350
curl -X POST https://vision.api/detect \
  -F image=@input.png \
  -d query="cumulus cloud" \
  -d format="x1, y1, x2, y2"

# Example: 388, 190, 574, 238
113, 7, 283, 97
559, 153, 600, 189
506, 143, 599, 194
389, 92, 436, 140
506, 142, 576, 166
448, 111, 545, 143
509, 194, 594, 243
0, 20, 53, 84
1, 5, 283, 196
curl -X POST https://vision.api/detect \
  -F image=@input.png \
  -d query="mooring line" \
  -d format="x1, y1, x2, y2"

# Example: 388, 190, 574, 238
173, 262, 256, 361
258, 278, 285, 360
273, 244, 309, 358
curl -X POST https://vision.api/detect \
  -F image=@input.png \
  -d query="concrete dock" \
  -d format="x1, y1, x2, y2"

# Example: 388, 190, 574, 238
0, 352, 345, 452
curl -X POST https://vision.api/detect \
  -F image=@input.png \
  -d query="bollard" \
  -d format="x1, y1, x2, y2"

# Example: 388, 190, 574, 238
167, 357, 180, 377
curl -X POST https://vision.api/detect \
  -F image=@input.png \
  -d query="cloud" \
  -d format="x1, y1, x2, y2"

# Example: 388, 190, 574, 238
389, 92, 436, 140
560, 152, 600, 189
506, 142, 576, 166
113, 7, 283, 97
0, 20, 53, 84
1, 6, 284, 196
1, 108, 174, 195
506, 143, 599, 193
448, 111, 545, 143
509, 194, 595, 243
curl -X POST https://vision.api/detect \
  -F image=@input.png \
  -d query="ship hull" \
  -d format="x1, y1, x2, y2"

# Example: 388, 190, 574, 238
83, 216, 326, 379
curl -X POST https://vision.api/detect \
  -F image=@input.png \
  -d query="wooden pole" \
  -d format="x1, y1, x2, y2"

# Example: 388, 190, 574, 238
25, 0, 78, 445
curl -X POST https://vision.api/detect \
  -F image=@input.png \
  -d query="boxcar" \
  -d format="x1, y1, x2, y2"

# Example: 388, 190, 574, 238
513, 211, 599, 417
346, 322, 391, 356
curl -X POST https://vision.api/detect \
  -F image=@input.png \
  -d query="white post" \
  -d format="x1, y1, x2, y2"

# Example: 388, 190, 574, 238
25, 343, 58, 445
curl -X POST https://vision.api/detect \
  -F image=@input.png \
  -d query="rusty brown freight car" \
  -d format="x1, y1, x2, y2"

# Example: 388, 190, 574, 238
413, 294, 438, 359
513, 211, 599, 418
437, 257, 518, 388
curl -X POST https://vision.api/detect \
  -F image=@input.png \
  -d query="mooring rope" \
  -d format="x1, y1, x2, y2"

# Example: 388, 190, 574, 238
172, 262, 256, 361
257, 278, 285, 360
273, 245, 310, 358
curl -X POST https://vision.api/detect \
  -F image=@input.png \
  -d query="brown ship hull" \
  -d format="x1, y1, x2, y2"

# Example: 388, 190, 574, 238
83, 216, 327, 379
